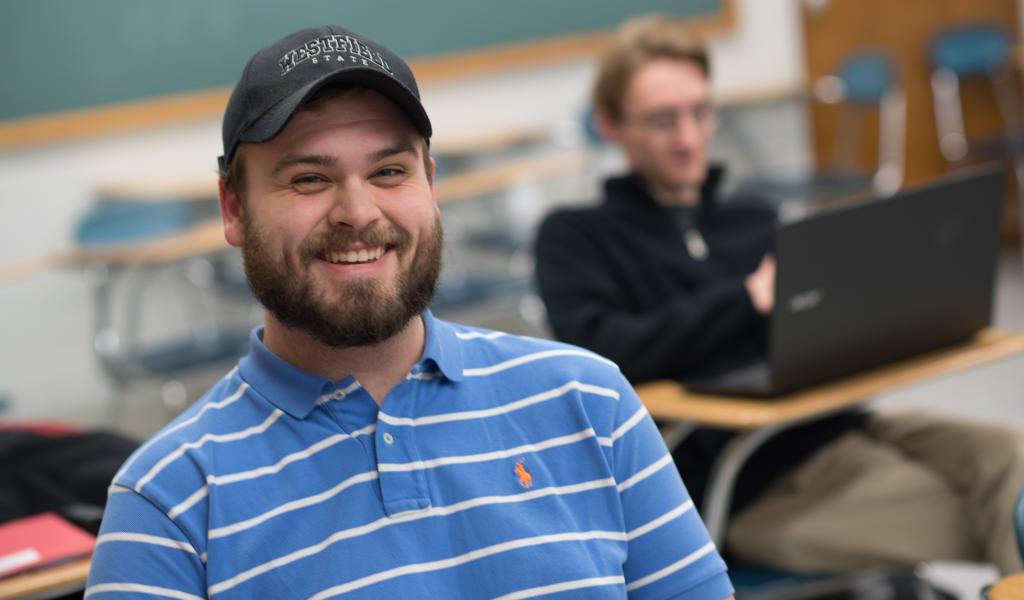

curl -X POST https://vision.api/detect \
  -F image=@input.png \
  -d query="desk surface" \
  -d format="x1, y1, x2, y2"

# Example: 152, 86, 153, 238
0, 558, 90, 600
636, 329, 1024, 430
991, 572, 1024, 600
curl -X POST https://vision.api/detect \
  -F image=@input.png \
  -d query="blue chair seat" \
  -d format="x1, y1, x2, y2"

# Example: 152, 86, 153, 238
932, 25, 1012, 79
75, 200, 215, 247
135, 330, 250, 376
731, 565, 821, 592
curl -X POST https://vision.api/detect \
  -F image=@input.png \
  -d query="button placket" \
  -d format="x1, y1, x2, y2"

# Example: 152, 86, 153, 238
376, 381, 430, 516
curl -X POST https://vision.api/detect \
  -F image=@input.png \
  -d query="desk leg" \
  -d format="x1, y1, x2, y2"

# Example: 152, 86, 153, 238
660, 422, 696, 452
701, 424, 787, 546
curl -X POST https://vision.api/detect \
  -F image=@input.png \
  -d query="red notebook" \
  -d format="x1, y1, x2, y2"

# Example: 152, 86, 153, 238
0, 512, 95, 578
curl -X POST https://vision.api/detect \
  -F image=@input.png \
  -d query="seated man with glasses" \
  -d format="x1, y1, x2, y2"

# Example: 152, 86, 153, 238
534, 14, 1024, 576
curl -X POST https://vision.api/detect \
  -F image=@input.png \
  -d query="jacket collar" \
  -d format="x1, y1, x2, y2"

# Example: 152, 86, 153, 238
603, 164, 725, 224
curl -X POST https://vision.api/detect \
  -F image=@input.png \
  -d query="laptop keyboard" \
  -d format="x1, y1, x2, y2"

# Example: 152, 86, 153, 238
684, 361, 773, 396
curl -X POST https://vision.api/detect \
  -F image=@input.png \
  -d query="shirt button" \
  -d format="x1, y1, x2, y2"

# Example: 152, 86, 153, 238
383, 432, 395, 445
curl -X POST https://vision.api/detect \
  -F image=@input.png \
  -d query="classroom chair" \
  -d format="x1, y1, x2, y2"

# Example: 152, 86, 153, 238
734, 50, 905, 210
730, 565, 941, 600
929, 23, 1024, 270
430, 206, 538, 332
929, 23, 1019, 164
429, 149, 572, 336
816, 50, 905, 197
671, 421, 942, 600
75, 197, 253, 421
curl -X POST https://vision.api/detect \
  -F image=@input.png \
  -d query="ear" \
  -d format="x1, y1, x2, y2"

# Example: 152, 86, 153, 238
594, 109, 624, 144
218, 177, 245, 248
427, 156, 440, 215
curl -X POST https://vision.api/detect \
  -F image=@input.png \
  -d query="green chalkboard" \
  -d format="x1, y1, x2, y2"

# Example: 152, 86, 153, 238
1, 0, 723, 122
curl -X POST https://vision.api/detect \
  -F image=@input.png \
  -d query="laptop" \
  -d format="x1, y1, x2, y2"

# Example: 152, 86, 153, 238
685, 165, 1005, 397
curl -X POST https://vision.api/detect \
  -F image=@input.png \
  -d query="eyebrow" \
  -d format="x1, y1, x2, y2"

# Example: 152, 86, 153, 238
272, 154, 336, 175
271, 143, 419, 175
367, 142, 418, 164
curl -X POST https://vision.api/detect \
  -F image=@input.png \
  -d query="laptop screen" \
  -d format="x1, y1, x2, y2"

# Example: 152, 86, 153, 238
768, 165, 1004, 392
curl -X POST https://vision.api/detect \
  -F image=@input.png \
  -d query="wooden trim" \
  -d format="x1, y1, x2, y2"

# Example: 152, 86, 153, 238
412, 3, 736, 82
0, 88, 230, 150
0, 1, 736, 150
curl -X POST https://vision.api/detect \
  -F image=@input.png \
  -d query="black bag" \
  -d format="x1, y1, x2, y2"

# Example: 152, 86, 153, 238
0, 429, 138, 534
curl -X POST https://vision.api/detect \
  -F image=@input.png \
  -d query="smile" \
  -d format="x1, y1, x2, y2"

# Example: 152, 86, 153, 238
323, 246, 386, 265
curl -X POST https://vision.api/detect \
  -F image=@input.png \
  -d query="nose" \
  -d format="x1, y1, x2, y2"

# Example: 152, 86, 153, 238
327, 179, 382, 230
672, 112, 704, 149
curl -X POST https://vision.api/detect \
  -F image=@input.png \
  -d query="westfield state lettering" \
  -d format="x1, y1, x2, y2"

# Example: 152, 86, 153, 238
279, 35, 392, 75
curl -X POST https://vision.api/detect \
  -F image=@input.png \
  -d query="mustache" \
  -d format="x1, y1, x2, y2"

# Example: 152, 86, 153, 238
300, 225, 411, 263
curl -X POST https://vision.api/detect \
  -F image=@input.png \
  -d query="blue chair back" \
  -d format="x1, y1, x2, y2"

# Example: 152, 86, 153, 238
838, 51, 895, 105
931, 24, 1011, 78
74, 199, 214, 246
581, 108, 604, 147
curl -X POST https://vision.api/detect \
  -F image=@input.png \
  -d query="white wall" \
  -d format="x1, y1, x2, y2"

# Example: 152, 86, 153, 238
712, 0, 806, 98
0, 0, 807, 429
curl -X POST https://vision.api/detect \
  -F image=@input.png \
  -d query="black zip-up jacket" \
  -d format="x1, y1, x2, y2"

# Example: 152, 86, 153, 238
534, 168, 863, 515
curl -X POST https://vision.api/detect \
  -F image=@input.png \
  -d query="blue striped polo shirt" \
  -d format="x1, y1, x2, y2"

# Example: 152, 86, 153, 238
87, 311, 732, 599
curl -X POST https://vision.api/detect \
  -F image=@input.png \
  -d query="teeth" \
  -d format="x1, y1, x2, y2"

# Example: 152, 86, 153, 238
326, 247, 384, 264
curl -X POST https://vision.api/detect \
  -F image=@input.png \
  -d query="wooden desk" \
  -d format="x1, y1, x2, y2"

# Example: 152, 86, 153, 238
0, 150, 588, 286
637, 329, 1024, 429
990, 573, 1024, 600
0, 558, 90, 600
634, 329, 1024, 544
80, 150, 583, 261
0, 218, 229, 284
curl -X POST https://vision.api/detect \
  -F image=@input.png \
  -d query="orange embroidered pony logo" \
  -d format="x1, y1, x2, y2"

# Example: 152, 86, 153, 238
514, 460, 533, 489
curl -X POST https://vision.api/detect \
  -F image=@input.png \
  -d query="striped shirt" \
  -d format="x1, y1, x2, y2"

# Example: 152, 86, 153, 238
87, 312, 732, 599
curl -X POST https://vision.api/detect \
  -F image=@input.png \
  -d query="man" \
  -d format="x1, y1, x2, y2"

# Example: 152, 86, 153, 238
86, 26, 734, 599
535, 15, 1024, 575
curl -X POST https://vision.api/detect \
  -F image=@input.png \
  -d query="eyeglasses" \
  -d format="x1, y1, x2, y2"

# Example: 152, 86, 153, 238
627, 104, 716, 133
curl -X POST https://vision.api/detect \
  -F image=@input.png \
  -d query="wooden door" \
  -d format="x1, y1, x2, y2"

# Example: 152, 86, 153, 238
801, 0, 1019, 240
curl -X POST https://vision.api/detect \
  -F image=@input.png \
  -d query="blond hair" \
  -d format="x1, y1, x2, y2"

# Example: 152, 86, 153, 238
592, 15, 710, 122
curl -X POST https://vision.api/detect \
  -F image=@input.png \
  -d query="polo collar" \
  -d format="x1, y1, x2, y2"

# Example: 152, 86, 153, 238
238, 310, 464, 419
420, 310, 465, 383
238, 327, 337, 419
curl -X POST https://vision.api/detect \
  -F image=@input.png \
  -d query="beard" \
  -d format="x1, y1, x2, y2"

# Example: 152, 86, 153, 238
241, 214, 442, 348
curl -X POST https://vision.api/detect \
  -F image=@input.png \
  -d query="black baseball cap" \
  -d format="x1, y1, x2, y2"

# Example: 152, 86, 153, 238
218, 25, 432, 172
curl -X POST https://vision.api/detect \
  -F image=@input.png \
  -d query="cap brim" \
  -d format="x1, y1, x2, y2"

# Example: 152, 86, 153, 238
238, 68, 432, 147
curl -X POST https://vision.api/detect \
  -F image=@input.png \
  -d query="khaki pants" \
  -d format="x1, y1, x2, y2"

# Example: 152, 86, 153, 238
725, 411, 1024, 575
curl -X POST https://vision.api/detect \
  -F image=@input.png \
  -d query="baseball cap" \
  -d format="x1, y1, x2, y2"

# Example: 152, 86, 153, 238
218, 25, 432, 171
